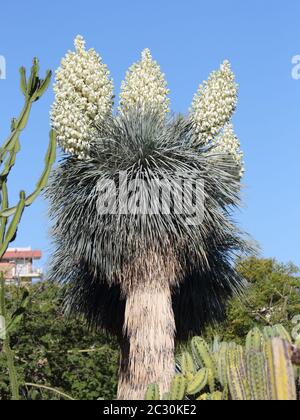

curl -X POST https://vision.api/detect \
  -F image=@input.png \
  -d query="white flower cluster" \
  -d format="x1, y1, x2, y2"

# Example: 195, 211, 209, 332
51, 35, 114, 159
191, 60, 238, 143
214, 124, 244, 178
51, 40, 245, 176
119, 48, 170, 118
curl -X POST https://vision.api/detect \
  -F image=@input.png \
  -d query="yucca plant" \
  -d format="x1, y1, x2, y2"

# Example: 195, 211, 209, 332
47, 36, 251, 399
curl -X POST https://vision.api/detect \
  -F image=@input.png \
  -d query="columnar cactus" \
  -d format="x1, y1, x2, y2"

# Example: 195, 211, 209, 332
48, 36, 250, 400
0, 59, 55, 400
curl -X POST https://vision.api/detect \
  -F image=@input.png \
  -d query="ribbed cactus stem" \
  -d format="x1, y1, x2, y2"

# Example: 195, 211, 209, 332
180, 352, 196, 380
0, 57, 53, 402
186, 368, 208, 395
263, 326, 277, 341
246, 351, 268, 400
246, 327, 265, 353
216, 343, 229, 388
191, 336, 216, 374
273, 325, 292, 343
169, 374, 187, 400
0, 182, 8, 243
207, 368, 216, 393
227, 345, 249, 400
145, 384, 160, 400
0, 276, 19, 400
0, 130, 56, 219
0, 192, 25, 259
0, 101, 32, 168
211, 391, 223, 400
271, 338, 297, 400
264, 340, 278, 400
1, 60, 51, 167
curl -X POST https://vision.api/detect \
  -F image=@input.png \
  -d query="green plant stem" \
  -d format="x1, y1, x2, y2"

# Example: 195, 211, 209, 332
0, 275, 20, 400
0, 100, 32, 166
0, 59, 53, 402
0, 130, 56, 219
24, 383, 76, 400
3, 340, 20, 400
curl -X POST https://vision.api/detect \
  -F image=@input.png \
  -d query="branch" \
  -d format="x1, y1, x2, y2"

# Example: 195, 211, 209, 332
0, 130, 56, 218
24, 383, 76, 400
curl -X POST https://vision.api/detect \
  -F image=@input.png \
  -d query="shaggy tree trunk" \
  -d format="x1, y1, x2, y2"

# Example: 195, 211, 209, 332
117, 282, 176, 400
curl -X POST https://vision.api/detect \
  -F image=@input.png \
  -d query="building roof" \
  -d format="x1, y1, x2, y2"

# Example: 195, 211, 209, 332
1, 249, 42, 260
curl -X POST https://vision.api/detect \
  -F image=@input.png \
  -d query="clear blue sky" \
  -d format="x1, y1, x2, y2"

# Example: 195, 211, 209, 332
0, 0, 299, 269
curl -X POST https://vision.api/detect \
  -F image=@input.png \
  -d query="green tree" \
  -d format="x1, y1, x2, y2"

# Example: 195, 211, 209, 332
205, 257, 300, 343
0, 283, 119, 400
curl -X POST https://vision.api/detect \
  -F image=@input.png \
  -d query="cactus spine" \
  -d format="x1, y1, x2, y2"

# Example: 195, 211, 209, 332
191, 337, 216, 374
273, 325, 292, 344
263, 326, 277, 341
186, 368, 208, 396
215, 342, 228, 388
180, 351, 196, 381
226, 345, 249, 400
246, 327, 265, 353
145, 383, 160, 400
270, 338, 297, 400
264, 340, 278, 400
246, 351, 268, 400
169, 374, 187, 400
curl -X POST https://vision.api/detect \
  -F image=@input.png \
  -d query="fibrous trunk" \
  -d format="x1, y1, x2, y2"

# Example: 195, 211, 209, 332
117, 278, 176, 400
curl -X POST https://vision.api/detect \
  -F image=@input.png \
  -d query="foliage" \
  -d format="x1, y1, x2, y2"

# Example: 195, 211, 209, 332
1, 256, 299, 400
145, 324, 300, 400
204, 257, 300, 343
0, 283, 119, 400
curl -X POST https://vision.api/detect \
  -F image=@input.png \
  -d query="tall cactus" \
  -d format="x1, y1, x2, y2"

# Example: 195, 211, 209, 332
169, 375, 187, 400
246, 351, 268, 400
246, 327, 265, 353
0, 58, 55, 400
226, 343, 250, 400
269, 338, 297, 400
